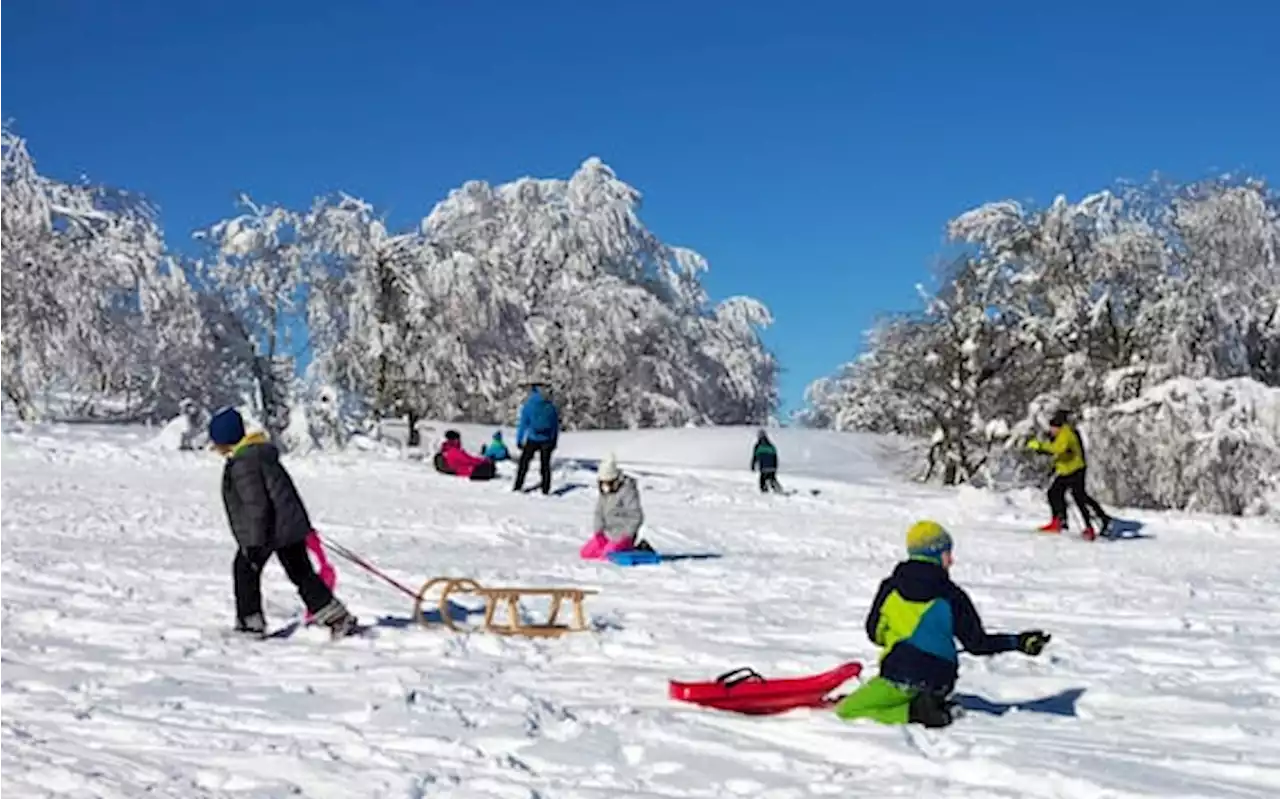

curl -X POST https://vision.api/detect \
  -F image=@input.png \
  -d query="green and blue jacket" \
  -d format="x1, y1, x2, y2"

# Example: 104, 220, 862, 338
865, 558, 1018, 693
751, 439, 778, 472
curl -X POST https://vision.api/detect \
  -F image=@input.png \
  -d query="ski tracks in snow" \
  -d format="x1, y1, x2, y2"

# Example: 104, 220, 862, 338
3, 424, 1280, 797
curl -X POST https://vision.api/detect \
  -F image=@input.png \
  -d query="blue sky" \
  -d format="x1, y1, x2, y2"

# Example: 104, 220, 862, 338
5, 1, 1277, 415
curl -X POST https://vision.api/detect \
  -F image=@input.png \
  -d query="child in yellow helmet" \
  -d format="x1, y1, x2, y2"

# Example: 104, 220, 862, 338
835, 521, 1051, 727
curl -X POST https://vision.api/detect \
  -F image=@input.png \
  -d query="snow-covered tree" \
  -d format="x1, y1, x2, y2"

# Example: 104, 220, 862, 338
802, 174, 1279, 507
301, 193, 428, 435
2, 126, 67, 418
5, 127, 773, 435
1153, 179, 1280, 383
2, 125, 234, 421
1085, 376, 1280, 515
399, 157, 778, 428
194, 196, 310, 437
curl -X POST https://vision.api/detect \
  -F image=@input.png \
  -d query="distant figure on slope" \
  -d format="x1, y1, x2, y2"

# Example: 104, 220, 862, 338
433, 430, 497, 480
580, 453, 650, 559
513, 382, 560, 495
835, 521, 1050, 728
208, 407, 361, 639
750, 430, 783, 493
1026, 409, 1112, 539
481, 431, 510, 461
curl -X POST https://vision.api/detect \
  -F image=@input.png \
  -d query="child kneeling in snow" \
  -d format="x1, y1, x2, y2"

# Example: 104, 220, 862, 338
209, 407, 361, 639
580, 454, 650, 558
835, 521, 1050, 727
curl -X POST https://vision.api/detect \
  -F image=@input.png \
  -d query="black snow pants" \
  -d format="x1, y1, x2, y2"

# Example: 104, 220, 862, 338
234, 539, 336, 624
1047, 468, 1109, 530
759, 470, 782, 493
513, 441, 554, 495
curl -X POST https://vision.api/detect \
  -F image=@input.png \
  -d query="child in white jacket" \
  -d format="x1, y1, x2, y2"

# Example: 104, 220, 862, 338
580, 454, 650, 558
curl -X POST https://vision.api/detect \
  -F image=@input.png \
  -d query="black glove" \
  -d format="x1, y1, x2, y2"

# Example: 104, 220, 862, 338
242, 546, 270, 572
1017, 630, 1051, 656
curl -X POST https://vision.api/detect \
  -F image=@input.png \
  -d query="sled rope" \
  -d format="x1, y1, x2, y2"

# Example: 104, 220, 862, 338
324, 539, 419, 599
320, 539, 600, 638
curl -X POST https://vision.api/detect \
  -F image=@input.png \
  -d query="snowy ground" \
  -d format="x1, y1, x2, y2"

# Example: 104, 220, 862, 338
3, 422, 1279, 798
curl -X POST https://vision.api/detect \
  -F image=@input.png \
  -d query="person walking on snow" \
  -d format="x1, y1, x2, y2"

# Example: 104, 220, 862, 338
580, 453, 650, 558
1026, 408, 1112, 540
834, 521, 1051, 728
513, 383, 560, 495
750, 430, 782, 493
208, 407, 361, 639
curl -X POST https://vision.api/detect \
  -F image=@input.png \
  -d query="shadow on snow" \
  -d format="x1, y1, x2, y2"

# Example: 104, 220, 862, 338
953, 687, 1086, 717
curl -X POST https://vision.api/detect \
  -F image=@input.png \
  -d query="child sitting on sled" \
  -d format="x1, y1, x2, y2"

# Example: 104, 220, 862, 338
209, 407, 361, 639
481, 430, 510, 461
433, 430, 497, 480
580, 454, 651, 558
835, 521, 1050, 727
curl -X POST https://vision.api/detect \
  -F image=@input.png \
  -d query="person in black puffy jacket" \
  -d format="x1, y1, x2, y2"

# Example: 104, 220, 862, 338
209, 407, 360, 639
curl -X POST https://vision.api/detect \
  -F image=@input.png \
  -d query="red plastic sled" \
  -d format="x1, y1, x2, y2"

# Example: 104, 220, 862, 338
668, 661, 863, 715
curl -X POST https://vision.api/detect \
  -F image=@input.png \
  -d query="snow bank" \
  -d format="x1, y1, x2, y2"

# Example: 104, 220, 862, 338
1085, 376, 1280, 515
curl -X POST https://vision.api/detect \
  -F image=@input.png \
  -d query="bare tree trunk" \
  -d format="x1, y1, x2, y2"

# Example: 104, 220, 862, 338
406, 409, 421, 447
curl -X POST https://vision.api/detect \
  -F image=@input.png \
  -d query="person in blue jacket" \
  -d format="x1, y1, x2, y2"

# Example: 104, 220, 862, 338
513, 383, 560, 494
481, 431, 510, 461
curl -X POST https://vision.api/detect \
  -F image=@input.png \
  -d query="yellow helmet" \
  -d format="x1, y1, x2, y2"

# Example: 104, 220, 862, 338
906, 520, 953, 560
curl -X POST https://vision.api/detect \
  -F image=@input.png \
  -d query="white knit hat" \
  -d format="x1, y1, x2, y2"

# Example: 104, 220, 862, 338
598, 453, 620, 481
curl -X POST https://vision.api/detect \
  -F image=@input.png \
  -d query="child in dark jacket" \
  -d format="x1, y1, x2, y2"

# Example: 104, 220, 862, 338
209, 407, 360, 639
750, 430, 782, 493
835, 521, 1051, 727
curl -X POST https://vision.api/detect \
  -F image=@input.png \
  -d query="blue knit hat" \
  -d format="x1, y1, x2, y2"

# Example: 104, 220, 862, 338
208, 406, 246, 446
906, 520, 954, 562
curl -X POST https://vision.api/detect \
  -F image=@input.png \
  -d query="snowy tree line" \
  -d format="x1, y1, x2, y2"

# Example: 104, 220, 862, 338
2, 125, 778, 439
801, 177, 1280, 515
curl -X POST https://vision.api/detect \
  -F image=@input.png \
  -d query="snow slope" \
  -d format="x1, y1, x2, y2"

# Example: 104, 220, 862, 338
385, 421, 918, 484
3, 422, 1279, 798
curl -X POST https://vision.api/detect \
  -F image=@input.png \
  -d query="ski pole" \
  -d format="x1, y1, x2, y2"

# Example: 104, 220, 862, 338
324, 539, 419, 600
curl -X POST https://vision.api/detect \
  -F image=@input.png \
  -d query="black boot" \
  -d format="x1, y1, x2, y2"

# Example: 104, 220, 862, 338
908, 691, 955, 728
326, 613, 363, 639
312, 599, 362, 639
235, 612, 267, 639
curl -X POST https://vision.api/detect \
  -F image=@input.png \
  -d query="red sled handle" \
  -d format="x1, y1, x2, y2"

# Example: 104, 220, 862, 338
714, 667, 766, 689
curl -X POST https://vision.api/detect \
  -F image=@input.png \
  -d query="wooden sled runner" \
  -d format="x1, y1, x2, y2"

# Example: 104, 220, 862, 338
412, 577, 598, 638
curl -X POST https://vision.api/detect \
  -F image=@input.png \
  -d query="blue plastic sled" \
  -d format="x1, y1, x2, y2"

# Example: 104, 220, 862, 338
608, 549, 663, 566
606, 550, 724, 566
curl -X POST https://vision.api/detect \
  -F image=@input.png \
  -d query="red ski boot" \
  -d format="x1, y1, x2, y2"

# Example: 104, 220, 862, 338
1037, 517, 1065, 534
1081, 527, 1097, 541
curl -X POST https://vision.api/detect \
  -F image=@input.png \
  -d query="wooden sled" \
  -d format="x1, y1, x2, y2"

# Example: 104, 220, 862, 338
412, 577, 598, 638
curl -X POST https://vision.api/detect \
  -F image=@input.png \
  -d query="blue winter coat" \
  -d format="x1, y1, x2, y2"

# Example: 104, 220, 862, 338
482, 438, 510, 460
516, 389, 560, 447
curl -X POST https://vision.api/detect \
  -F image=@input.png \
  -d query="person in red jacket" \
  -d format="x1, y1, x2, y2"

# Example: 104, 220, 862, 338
433, 430, 497, 480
